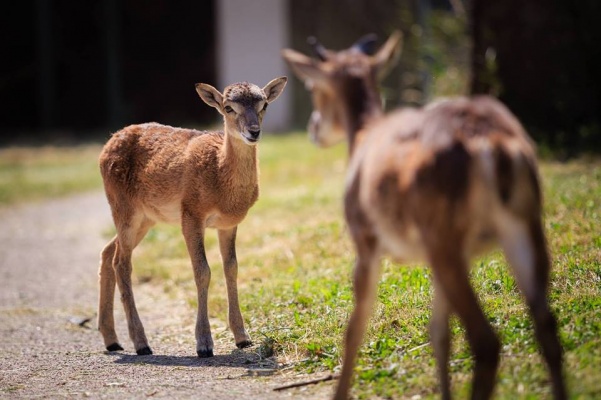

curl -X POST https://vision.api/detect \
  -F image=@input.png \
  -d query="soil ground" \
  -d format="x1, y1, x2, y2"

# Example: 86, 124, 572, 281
0, 192, 333, 399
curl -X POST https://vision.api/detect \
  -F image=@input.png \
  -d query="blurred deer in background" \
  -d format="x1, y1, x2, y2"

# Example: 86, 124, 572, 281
283, 32, 565, 399
98, 77, 287, 357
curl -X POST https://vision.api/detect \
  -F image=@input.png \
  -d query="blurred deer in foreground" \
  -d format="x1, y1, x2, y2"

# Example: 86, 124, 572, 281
283, 32, 565, 399
98, 77, 287, 357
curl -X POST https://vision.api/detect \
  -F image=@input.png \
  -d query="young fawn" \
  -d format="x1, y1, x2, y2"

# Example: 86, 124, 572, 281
97, 77, 287, 357
283, 33, 566, 399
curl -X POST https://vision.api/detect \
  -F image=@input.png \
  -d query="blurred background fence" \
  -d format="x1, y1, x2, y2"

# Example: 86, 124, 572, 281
1, 0, 600, 153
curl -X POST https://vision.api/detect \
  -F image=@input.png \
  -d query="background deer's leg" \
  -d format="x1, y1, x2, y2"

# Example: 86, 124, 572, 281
113, 214, 153, 355
499, 215, 567, 399
430, 278, 452, 400
429, 250, 500, 400
182, 214, 213, 357
218, 227, 252, 348
334, 233, 380, 400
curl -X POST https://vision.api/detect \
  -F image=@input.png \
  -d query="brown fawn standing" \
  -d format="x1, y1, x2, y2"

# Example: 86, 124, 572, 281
283, 33, 566, 399
97, 77, 287, 357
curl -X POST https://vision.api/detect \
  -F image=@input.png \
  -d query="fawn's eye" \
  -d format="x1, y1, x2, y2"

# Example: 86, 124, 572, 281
224, 105, 234, 114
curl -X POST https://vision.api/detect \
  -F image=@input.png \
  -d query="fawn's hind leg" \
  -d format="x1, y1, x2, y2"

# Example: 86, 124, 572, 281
429, 249, 500, 400
98, 236, 122, 351
430, 279, 452, 400
498, 214, 566, 399
112, 213, 154, 355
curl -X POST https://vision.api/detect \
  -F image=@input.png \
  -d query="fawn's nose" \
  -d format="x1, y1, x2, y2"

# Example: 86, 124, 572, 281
248, 127, 261, 138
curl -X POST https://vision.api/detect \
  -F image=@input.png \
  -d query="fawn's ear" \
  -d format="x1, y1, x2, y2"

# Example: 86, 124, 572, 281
195, 83, 223, 109
263, 76, 288, 103
372, 30, 403, 80
282, 49, 331, 87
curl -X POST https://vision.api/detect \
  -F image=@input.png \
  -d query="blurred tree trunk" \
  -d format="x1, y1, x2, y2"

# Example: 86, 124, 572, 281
35, 0, 56, 130
470, 0, 601, 153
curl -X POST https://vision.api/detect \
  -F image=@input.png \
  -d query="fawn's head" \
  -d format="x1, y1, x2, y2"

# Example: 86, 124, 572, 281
196, 77, 287, 145
282, 32, 402, 147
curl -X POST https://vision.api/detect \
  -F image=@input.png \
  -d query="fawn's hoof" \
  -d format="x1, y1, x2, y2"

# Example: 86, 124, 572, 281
136, 346, 153, 356
197, 349, 214, 358
236, 340, 253, 349
106, 343, 124, 352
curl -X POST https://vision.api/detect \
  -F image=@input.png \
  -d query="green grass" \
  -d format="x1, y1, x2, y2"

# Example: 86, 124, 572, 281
0, 145, 103, 205
2, 134, 598, 398
131, 133, 601, 399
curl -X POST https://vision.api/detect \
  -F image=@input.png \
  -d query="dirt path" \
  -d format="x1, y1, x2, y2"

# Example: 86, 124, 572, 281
0, 192, 333, 399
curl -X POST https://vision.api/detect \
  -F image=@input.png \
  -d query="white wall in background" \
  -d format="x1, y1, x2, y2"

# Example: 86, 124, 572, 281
216, 0, 290, 132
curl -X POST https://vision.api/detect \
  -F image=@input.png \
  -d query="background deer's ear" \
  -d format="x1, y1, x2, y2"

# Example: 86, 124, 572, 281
195, 83, 223, 110
281, 49, 331, 87
263, 76, 288, 103
351, 33, 378, 55
373, 31, 403, 80
307, 37, 334, 61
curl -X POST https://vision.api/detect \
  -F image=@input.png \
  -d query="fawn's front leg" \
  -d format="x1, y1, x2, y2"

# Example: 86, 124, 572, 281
182, 215, 213, 357
218, 227, 252, 349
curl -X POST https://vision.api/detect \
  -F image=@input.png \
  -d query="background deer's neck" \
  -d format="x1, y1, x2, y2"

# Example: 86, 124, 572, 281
340, 76, 383, 155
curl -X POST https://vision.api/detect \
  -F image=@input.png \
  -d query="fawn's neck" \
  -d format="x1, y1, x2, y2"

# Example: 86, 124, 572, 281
220, 127, 258, 187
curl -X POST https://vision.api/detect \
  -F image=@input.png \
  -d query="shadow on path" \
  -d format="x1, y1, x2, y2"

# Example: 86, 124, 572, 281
110, 349, 278, 371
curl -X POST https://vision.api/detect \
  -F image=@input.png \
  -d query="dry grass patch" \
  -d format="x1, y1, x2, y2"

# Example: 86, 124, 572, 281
0, 145, 103, 205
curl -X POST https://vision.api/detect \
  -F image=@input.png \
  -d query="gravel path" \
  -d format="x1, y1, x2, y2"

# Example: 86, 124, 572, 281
0, 192, 333, 399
